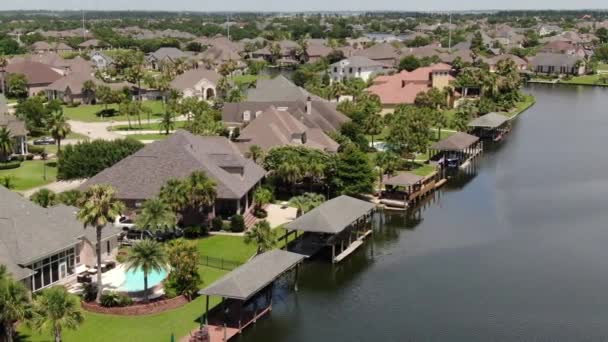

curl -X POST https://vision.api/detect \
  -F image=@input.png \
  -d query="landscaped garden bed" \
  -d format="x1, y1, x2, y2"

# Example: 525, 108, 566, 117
82, 295, 189, 316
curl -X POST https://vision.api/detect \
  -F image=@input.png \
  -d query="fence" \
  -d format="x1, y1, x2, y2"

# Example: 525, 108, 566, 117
199, 255, 243, 271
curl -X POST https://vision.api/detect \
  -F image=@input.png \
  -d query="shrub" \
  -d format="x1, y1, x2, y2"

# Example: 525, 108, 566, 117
12, 155, 25, 162
25, 154, 34, 160
100, 292, 133, 307
58, 139, 144, 180
183, 226, 202, 239
230, 215, 245, 233
27, 145, 45, 155
211, 216, 224, 231
81, 283, 98, 302
0, 161, 21, 170
253, 208, 268, 219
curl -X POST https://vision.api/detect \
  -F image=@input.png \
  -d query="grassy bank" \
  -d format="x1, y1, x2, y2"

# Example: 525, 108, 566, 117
0, 160, 57, 191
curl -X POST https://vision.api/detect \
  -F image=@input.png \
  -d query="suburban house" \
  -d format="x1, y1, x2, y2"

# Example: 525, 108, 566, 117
9, 53, 93, 76
353, 43, 401, 67
46, 71, 136, 103
482, 54, 528, 72
146, 47, 191, 70
89, 51, 114, 70
0, 95, 28, 155
78, 39, 103, 50
233, 105, 340, 154
5, 61, 62, 96
539, 40, 587, 58
80, 130, 267, 219
30, 41, 74, 54
170, 67, 221, 100
0, 186, 121, 293
252, 40, 299, 64
529, 53, 585, 75
329, 56, 389, 83
306, 40, 334, 63
223, 75, 350, 133
366, 63, 454, 109
537, 24, 563, 37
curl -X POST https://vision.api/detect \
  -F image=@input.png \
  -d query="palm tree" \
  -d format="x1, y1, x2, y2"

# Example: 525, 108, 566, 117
77, 185, 125, 303
329, 81, 347, 101
29, 286, 84, 342
0, 275, 30, 342
289, 192, 325, 217
47, 110, 71, 154
126, 240, 166, 303
277, 156, 303, 189
159, 110, 175, 135
30, 189, 58, 208
244, 220, 275, 255
81, 80, 96, 105
185, 171, 217, 209
430, 110, 448, 141
363, 112, 384, 147
135, 198, 177, 231
246, 145, 264, 164
0, 127, 12, 162
253, 187, 273, 212
159, 178, 188, 217
375, 151, 400, 187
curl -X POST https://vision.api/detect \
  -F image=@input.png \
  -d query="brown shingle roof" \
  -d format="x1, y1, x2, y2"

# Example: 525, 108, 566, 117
430, 132, 479, 151
80, 131, 266, 201
6, 61, 62, 85
170, 68, 221, 91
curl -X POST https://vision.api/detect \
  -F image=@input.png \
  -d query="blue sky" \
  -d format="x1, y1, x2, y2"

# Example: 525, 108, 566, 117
0, 0, 607, 12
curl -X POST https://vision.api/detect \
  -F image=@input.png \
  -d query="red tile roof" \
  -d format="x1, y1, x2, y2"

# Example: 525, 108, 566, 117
366, 63, 453, 105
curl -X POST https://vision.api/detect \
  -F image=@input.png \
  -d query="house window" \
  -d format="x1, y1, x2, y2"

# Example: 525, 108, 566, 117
28, 247, 76, 292
106, 241, 111, 255
349, 67, 353, 73
334, 67, 338, 72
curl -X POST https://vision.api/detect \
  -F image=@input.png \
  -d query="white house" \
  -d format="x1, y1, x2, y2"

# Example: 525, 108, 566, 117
329, 56, 389, 83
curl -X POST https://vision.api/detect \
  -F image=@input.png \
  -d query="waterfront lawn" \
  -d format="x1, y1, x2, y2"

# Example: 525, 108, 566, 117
559, 74, 603, 86
18, 266, 228, 342
0, 160, 57, 191
412, 164, 437, 177
195, 235, 256, 263
63, 101, 165, 122
506, 95, 536, 118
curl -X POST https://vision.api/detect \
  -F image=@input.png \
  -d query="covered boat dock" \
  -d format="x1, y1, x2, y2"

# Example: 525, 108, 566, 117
285, 195, 376, 263
468, 112, 511, 141
191, 250, 305, 342
429, 132, 482, 169
380, 171, 439, 209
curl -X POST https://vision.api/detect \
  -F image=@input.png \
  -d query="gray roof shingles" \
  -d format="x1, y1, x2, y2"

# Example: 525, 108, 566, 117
80, 131, 266, 201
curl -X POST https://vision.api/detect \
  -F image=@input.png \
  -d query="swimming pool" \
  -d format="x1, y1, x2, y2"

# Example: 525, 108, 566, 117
120, 268, 168, 292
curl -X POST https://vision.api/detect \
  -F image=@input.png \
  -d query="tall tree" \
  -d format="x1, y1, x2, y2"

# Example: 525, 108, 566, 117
165, 240, 200, 299
0, 127, 12, 162
46, 110, 71, 154
81, 80, 96, 105
333, 144, 374, 196
126, 240, 167, 303
29, 286, 84, 342
363, 112, 383, 147
159, 178, 188, 218
77, 185, 125, 303
246, 145, 264, 164
135, 198, 177, 231
244, 220, 276, 254
0, 271, 30, 342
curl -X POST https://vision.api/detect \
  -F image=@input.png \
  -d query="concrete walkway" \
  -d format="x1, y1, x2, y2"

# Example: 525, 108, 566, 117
21, 179, 86, 197
69, 120, 124, 140
265, 204, 297, 228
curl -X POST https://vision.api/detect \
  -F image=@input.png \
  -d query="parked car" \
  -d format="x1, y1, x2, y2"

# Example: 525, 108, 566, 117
153, 227, 184, 242
33, 137, 56, 145
114, 215, 135, 229
122, 228, 154, 242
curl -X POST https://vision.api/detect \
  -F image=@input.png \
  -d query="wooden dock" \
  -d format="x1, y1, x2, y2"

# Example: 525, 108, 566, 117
333, 230, 372, 263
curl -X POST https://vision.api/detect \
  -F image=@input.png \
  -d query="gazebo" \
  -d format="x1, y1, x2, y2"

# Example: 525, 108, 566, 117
428, 132, 481, 169
195, 250, 305, 342
468, 112, 511, 141
285, 195, 376, 263
381, 171, 438, 208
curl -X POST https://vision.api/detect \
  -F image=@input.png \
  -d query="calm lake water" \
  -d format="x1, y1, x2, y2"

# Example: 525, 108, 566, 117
242, 84, 608, 341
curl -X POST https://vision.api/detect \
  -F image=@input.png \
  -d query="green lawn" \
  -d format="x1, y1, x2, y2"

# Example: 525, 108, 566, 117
230, 74, 268, 87
18, 266, 227, 342
506, 95, 536, 118
110, 121, 187, 132
63, 101, 165, 122
0, 160, 57, 191
412, 164, 437, 177
559, 74, 603, 86
127, 133, 171, 141
195, 235, 256, 263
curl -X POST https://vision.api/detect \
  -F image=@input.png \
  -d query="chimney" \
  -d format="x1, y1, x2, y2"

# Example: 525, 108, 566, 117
306, 96, 312, 115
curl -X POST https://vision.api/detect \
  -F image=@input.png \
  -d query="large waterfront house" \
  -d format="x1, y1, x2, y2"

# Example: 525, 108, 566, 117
529, 53, 585, 76
146, 47, 192, 70
0, 186, 121, 292
80, 130, 266, 219
46, 71, 136, 104
366, 63, 454, 109
329, 56, 389, 83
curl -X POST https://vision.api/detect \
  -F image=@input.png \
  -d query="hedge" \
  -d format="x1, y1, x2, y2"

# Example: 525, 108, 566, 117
0, 161, 22, 170
57, 139, 144, 180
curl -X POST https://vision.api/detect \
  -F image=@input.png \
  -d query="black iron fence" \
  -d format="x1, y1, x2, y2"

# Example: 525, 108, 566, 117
199, 255, 243, 271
